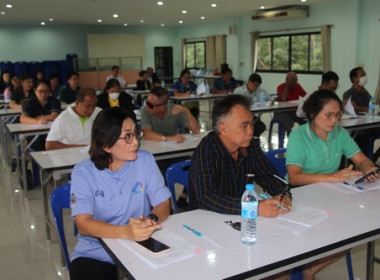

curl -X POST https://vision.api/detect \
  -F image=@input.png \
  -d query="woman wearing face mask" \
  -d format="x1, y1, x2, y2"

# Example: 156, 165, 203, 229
97, 78, 134, 112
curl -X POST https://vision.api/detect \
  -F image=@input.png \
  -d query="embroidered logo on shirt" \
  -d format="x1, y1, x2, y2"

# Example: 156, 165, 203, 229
132, 182, 144, 193
95, 190, 105, 197
70, 193, 77, 207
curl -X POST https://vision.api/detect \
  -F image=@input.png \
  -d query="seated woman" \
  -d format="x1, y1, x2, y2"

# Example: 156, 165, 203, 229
136, 70, 152, 90
20, 80, 61, 151
97, 78, 134, 112
10, 74, 34, 109
171, 69, 199, 120
287, 89, 379, 280
3, 74, 20, 102
70, 107, 171, 280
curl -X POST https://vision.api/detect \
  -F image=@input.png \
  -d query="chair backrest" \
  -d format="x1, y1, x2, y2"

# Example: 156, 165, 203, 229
50, 183, 72, 270
265, 148, 287, 179
165, 160, 191, 213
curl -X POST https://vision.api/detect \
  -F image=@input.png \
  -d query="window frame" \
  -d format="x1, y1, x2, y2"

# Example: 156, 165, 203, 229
185, 40, 206, 70
257, 31, 323, 75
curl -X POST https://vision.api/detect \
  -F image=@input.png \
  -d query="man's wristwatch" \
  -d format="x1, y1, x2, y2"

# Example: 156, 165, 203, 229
161, 135, 167, 142
147, 213, 159, 223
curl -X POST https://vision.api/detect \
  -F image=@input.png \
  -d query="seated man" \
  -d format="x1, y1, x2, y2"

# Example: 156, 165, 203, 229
146, 66, 160, 86
296, 71, 339, 119
273, 72, 307, 135
342, 66, 371, 113
46, 88, 102, 150
211, 68, 238, 94
141, 86, 200, 142
141, 86, 200, 208
106, 65, 126, 88
59, 71, 80, 105
234, 73, 270, 138
189, 94, 291, 217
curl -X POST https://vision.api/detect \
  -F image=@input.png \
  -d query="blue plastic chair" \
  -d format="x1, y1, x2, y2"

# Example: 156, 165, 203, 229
265, 148, 287, 178
165, 160, 191, 213
50, 183, 73, 270
268, 119, 286, 148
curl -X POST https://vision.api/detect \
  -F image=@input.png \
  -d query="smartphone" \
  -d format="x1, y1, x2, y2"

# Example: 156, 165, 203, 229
354, 168, 380, 184
136, 237, 170, 255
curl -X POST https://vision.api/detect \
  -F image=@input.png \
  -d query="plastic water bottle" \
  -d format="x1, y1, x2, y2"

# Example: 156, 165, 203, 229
205, 82, 210, 94
369, 97, 375, 120
259, 92, 266, 107
161, 80, 165, 89
241, 184, 258, 245
4, 90, 11, 103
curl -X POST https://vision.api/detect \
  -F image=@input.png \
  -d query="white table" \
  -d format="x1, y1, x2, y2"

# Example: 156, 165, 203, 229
250, 100, 299, 114
6, 122, 51, 196
101, 183, 380, 280
339, 115, 380, 137
30, 131, 209, 240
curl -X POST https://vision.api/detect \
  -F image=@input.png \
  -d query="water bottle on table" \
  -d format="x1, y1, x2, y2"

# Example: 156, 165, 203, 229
241, 184, 258, 245
259, 92, 266, 107
369, 97, 375, 119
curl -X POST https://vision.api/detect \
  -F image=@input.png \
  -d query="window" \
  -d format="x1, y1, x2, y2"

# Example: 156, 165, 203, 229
257, 32, 322, 73
185, 41, 206, 69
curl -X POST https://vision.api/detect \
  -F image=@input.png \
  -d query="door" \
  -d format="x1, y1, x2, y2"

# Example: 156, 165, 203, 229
154, 47, 173, 84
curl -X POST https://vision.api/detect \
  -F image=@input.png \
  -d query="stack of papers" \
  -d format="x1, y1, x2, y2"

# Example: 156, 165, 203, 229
260, 204, 328, 233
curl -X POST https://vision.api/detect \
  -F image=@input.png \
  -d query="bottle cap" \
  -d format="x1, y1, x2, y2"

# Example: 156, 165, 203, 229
245, 184, 254, 190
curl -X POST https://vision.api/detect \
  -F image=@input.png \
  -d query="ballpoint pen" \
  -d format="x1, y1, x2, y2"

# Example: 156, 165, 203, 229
272, 174, 290, 200
183, 224, 203, 237
259, 193, 287, 210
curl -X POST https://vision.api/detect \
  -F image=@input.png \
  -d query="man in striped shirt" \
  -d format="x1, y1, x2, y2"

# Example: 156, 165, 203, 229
189, 94, 292, 217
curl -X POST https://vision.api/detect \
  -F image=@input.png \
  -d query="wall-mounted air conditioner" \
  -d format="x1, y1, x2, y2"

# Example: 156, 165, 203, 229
252, 5, 309, 21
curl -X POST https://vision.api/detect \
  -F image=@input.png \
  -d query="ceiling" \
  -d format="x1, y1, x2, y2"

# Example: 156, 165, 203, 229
0, 0, 333, 27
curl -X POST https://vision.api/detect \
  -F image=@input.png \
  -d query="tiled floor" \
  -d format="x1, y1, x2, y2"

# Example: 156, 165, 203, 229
0, 132, 380, 280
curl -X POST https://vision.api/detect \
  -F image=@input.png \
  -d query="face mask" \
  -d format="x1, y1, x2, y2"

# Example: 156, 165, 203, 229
109, 92, 120, 100
359, 76, 367, 87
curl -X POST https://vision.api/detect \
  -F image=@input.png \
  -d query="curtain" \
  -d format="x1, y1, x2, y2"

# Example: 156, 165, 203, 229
214, 35, 227, 70
206, 36, 215, 69
374, 61, 380, 104
181, 38, 187, 69
251, 32, 260, 73
206, 35, 226, 71
321, 25, 332, 72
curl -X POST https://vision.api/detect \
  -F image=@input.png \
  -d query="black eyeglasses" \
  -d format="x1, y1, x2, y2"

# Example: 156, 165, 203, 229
146, 100, 167, 110
118, 131, 144, 144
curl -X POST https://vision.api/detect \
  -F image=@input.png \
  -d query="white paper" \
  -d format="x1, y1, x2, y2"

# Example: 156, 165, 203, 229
260, 204, 328, 234
196, 83, 206, 95
118, 229, 201, 268
344, 97, 358, 117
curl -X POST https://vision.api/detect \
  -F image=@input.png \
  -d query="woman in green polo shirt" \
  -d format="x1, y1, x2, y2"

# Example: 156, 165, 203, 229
286, 89, 379, 280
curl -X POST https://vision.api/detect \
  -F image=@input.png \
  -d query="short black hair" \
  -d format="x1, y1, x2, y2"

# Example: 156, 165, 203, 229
76, 87, 96, 102
321, 71, 339, 84
139, 70, 147, 77
105, 78, 120, 90
221, 68, 232, 75
67, 71, 79, 80
180, 69, 191, 78
150, 86, 169, 98
248, 73, 262, 84
49, 73, 59, 80
90, 107, 137, 170
349, 67, 363, 83
111, 65, 119, 70
20, 73, 32, 82
302, 89, 343, 122
212, 94, 252, 132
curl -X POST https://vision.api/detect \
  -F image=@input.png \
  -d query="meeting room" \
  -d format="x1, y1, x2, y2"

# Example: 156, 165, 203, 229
0, 0, 380, 279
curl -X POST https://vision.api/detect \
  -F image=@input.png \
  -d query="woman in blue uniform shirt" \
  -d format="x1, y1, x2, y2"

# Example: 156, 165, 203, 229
70, 107, 171, 280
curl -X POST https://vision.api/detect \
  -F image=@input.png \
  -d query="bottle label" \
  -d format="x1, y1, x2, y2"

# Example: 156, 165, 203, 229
241, 201, 258, 219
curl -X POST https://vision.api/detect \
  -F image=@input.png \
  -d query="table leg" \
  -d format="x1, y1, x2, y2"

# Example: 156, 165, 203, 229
366, 241, 375, 280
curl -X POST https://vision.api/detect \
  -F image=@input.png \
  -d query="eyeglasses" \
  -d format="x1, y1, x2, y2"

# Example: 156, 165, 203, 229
325, 111, 343, 120
146, 100, 167, 110
118, 131, 144, 144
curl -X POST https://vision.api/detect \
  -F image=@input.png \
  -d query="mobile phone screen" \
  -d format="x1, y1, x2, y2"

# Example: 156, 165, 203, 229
354, 168, 380, 184
136, 238, 170, 254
